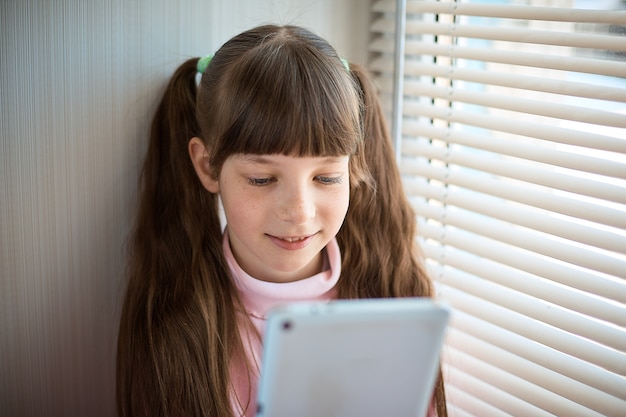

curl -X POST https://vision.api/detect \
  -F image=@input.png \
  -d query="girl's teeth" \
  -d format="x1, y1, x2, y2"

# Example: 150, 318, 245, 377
284, 237, 305, 242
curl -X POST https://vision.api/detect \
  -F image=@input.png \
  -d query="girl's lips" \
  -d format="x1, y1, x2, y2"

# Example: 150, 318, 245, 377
267, 233, 316, 250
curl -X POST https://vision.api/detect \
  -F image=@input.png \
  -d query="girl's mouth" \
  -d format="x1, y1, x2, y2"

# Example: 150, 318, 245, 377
267, 233, 317, 250
280, 236, 308, 242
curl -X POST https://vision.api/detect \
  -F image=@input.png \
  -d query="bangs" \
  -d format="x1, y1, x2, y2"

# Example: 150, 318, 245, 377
212, 36, 362, 161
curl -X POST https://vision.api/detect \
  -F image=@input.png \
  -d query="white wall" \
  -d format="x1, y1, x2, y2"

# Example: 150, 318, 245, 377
0, 1, 369, 416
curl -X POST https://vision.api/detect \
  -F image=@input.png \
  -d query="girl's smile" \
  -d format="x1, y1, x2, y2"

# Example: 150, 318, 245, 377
267, 232, 318, 250
217, 154, 350, 283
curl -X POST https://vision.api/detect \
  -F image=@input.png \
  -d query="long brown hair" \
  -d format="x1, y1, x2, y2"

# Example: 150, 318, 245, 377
117, 24, 446, 417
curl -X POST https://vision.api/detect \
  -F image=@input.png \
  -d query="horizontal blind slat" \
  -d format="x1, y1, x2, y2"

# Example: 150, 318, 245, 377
407, 141, 626, 204
405, 82, 626, 128
417, 199, 625, 278
372, 0, 394, 14
407, 158, 626, 229
403, 122, 626, 180
421, 225, 625, 303
369, 55, 394, 75
444, 385, 510, 417
419, 215, 626, 324
405, 42, 626, 78
441, 363, 554, 417
443, 403, 472, 417
446, 328, 626, 414
432, 260, 626, 351
410, 182, 626, 255
444, 345, 614, 417
370, 15, 396, 34
369, 37, 395, 55
436, 283, 626, 375
408, 1, 626, 25
403, 101, 626, 153
405, 21, 626, 52
449, 309, 626, 400
404, 61, 626, 104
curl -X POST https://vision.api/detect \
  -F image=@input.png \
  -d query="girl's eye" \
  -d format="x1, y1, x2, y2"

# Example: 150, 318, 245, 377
247, 177, 275, 186
246, 176, 343, 186
316, 176, 343, 185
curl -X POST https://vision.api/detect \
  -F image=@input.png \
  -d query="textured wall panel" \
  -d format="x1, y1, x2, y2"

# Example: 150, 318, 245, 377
0, 1, 367, 416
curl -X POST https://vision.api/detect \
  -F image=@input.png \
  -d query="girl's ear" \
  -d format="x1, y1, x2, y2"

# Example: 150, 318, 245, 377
189, 137, 220, 193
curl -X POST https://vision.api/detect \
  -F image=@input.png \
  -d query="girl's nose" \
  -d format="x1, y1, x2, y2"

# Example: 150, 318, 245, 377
277, 184, 316, 224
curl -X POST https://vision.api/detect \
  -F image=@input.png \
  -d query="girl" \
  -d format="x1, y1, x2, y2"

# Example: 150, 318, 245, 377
116, 24, 447, 417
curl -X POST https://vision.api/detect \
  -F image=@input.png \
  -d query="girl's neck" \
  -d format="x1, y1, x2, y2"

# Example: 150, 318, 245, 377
223, 232, 341, 318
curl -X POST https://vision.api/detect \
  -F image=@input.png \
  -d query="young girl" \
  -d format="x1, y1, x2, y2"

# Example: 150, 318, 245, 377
116, 24, 447, 417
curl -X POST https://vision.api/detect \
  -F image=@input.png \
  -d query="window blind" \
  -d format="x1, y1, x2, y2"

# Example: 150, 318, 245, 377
368, 1, 626, 416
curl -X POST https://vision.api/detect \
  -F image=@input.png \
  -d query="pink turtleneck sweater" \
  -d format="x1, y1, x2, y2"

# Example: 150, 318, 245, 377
223, 232, 341, 416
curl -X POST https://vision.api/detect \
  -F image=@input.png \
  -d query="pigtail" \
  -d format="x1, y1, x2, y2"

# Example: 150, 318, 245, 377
117, 58, 238, 417
337, 63, 447, 417
337, 62, 433, 299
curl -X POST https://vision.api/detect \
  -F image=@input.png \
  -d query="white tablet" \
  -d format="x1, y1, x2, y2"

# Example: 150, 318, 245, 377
255, 297, 450, 417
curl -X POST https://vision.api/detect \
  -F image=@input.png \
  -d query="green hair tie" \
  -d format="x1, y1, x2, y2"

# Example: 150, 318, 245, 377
197, 54, 212, 74
341, 57, 350, 72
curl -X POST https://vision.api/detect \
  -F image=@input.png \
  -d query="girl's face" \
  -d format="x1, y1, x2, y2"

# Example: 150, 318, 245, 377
218, 153, 350, 283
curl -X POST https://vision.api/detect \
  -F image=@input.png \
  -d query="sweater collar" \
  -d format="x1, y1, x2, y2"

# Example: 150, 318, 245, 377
223, 230, 341, 319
